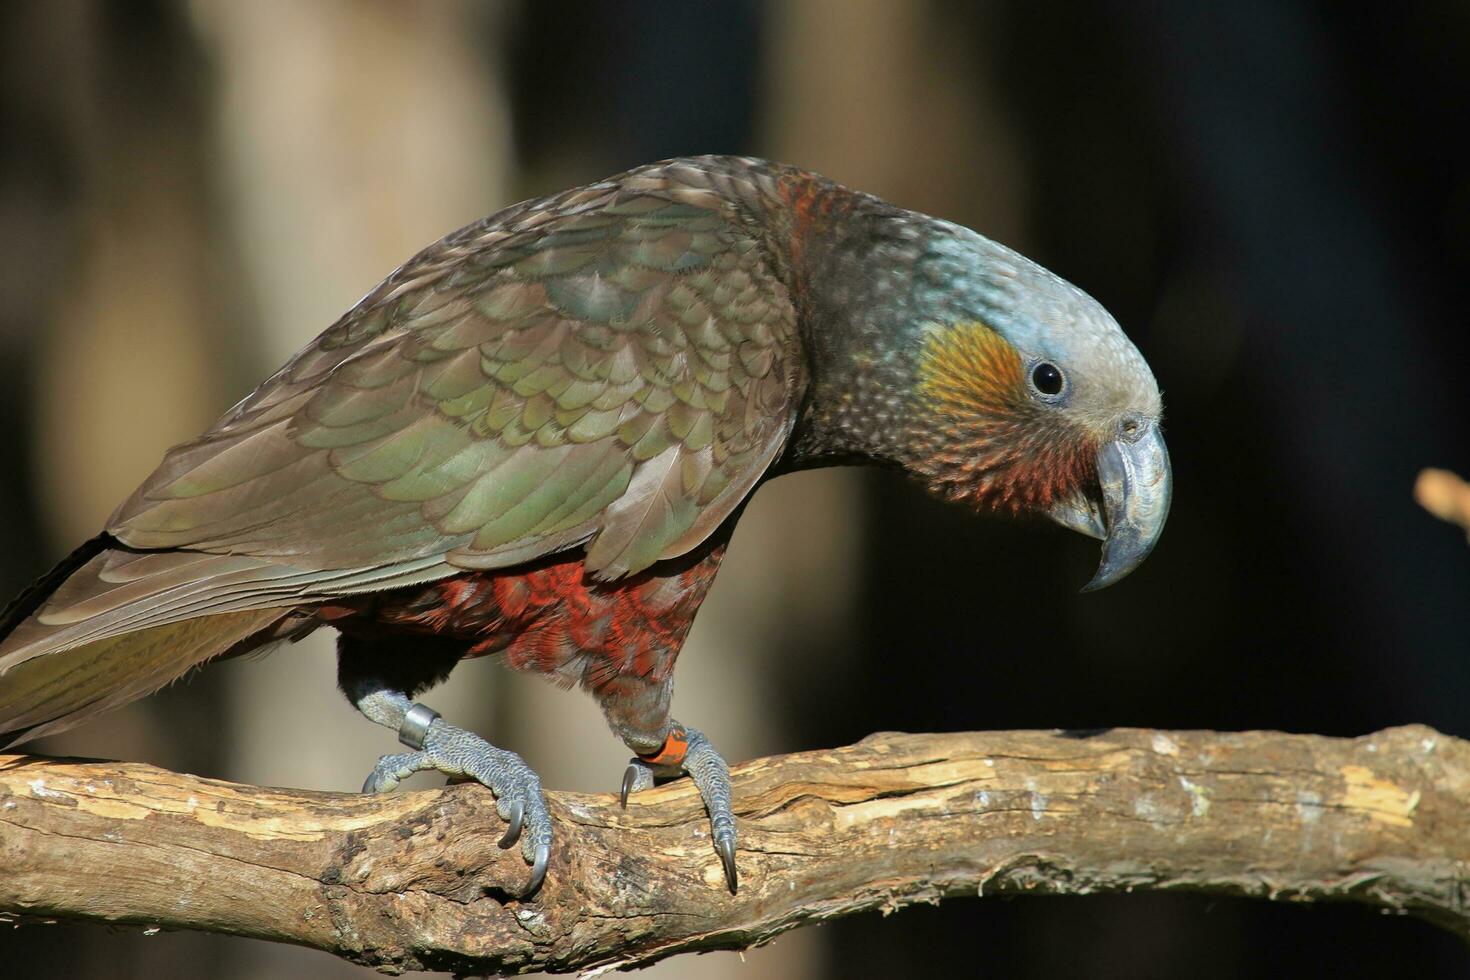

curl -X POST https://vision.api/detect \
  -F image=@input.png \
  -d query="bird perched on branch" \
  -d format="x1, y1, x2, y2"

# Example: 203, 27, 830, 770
0, 156, 1169, 896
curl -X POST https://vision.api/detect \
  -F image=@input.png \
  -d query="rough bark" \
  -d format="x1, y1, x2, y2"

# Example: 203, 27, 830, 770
2, 725, 1466, 974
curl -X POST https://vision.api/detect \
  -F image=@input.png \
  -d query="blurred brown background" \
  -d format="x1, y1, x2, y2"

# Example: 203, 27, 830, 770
3, 1, 1470, 977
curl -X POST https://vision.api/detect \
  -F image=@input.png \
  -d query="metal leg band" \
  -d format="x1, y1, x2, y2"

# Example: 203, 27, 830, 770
399, 702, 440, 750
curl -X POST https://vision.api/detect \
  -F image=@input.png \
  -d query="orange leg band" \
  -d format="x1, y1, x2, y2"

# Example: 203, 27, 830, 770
637, 726, 690, 767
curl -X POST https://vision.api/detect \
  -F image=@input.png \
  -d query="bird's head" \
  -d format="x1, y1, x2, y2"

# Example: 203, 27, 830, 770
898, 225, 1171, 590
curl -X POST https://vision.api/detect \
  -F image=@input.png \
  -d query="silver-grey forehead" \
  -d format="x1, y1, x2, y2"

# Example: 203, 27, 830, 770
916, 222, 1161, 415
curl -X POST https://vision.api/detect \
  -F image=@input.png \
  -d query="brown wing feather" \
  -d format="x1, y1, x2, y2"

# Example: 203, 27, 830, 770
109, 159, 804, 582
0, 158, 806, 746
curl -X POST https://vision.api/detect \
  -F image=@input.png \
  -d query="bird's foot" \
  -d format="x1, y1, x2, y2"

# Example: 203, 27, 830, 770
620, 723, 738, 894
362, 703, 551, 896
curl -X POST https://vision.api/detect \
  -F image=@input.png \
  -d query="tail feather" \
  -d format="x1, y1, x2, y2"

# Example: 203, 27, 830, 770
0, 608, 285, 748
0, 542, 300, 748
0, 539, 457, 748
0, 534, 110, 640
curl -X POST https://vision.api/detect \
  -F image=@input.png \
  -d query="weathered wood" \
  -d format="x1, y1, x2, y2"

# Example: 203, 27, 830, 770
2, 725, 1466, 974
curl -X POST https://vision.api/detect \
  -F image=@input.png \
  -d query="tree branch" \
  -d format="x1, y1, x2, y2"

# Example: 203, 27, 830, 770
1417, 467, 1470, 541
2, 725, 1467, 974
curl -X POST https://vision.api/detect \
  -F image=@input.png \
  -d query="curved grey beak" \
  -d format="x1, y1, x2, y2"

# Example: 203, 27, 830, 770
1047, 421, 1171, 592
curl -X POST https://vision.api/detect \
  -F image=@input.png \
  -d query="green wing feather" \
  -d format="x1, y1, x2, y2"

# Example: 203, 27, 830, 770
0, 160, 804, 746
108, 163, 803, 581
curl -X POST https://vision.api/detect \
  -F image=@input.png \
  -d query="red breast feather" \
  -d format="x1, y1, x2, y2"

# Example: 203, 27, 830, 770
349, 548, 725, 693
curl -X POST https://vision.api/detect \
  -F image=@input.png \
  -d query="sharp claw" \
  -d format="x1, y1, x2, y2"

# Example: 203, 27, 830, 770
361, 773, 379, 794
524, 842, 550, 898
715, 835, 738, 894
499, 798, 525, 849
620, 764, 639, 808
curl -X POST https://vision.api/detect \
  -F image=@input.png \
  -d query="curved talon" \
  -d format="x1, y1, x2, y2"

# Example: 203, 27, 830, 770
620, 764, 638, 808
715, 835, 738, 894
499, 798, 525, 849
525, 842, 550, 898
362, 751, 426, 794
620, 758, 657, 806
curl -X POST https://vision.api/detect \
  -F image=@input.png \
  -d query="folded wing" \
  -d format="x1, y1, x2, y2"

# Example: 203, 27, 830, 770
0, 161, 804, 742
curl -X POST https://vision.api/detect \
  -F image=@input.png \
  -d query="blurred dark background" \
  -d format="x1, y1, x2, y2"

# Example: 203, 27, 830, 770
3, 2, 1469, 978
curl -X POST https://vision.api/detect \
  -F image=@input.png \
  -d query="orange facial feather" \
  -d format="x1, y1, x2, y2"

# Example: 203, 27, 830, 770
916, 321, 1095, 512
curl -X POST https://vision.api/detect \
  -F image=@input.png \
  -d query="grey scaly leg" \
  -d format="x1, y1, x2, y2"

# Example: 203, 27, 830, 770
620, 722, 738, 893
349, 683, 551, 896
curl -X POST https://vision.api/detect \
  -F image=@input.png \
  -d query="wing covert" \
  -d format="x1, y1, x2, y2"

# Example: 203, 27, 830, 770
109, 165, 803, 582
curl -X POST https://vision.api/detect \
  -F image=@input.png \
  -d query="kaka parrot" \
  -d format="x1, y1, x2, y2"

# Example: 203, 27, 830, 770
0, 156, 1170, 895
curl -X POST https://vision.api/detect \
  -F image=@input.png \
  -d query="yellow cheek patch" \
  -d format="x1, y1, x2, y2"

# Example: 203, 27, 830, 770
917, 321, 1026, 418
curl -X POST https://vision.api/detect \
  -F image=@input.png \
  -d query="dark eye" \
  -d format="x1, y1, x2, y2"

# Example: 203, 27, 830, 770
1031, 362, 1064, 397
